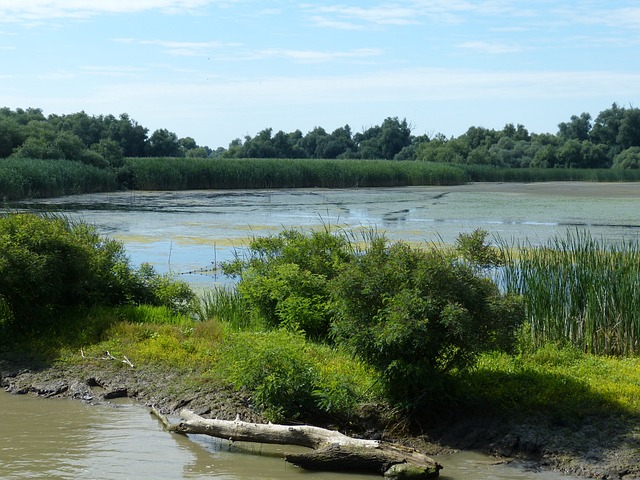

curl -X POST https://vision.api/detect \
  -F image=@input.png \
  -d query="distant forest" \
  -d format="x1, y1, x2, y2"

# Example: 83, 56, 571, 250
1, 104, 640, 169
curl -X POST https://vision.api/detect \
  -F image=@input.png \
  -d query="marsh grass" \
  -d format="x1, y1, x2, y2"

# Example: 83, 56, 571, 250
126, 158, 640, 191
126, 157, 470, 190
0, 158, 116, 200
198, 286, 258, 330
460, 165, 640, 183
500, 230, 640, 356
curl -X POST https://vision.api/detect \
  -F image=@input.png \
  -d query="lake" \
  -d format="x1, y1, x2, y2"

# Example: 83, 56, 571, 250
11, 182, 640, 288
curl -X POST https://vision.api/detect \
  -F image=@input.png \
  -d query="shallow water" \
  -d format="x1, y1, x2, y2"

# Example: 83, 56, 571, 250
0, 392, 579, 480
11, 184, 640, 288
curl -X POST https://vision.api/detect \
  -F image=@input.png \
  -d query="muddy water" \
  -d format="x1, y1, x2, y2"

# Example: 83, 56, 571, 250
0, 392, 577, 480
12, 183, 640, 288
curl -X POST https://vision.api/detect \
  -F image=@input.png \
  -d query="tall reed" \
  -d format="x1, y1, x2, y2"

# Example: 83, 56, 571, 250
126, 157, 470, 190
0, 158, 116, 200
500, 230, 640, 355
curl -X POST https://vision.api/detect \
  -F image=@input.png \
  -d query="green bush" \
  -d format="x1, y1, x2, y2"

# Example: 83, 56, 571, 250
219, 329, 319, 421
0, 214, 195, 330
329, 236, 524, 405
223, 227, 355, 339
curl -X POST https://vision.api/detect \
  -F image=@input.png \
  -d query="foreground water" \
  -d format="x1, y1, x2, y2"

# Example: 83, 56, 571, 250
0, 392, 579, 480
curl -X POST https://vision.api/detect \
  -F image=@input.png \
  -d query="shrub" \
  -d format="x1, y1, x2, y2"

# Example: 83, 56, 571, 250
0, 214, 195, 330
329, 236, 524, 405
222, 227, 355, 340
219, 329, 319, 421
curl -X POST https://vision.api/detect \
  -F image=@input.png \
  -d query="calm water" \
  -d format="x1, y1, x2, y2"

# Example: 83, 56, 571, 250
0, 392, 578, 480
11, 183, 640, 287
3, 183, 638, 478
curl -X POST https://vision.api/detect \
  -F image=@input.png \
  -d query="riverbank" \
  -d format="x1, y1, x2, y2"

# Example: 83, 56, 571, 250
2, 358, 638, 479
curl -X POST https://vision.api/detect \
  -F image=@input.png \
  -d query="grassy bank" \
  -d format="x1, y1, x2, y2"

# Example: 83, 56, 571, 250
127, 157, 640, 190
2, 302, 639, 431
126, 157, 469, 190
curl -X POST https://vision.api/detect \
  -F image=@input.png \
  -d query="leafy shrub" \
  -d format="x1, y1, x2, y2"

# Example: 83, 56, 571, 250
219, 329, 319, 421
223, 227, 355, 339
329, 236, 524, 405
0, 214, 195, 330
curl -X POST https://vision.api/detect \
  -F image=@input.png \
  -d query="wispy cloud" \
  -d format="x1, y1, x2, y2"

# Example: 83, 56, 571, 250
571, 6, 640, 30
457, 41, 524, 54
114, 38, 241, 57
0, 0, 225, 24
247, 47, 383, 63
80, 65, 147, 77
301, 1, 539, 29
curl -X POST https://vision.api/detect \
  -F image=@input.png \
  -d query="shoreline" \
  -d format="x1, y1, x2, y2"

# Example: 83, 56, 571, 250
2, 359, 638, 480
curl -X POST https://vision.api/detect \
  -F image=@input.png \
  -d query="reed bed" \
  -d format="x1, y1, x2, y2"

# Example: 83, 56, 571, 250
126, 157, 470, 190
0, 158, 116, 200
500, 230, 640, 356
461, 165, 640, 183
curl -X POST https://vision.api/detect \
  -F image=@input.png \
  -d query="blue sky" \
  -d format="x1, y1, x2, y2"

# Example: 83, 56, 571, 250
1, 1, 639, 149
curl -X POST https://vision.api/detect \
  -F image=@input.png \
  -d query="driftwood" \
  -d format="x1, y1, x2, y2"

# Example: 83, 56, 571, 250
151, 407, 441, 479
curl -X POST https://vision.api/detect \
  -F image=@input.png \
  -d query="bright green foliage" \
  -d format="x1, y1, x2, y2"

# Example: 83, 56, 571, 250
225, 227, 524, 407
455, 228, 503, 269
0, 214, 196, 330
223, 228, 355, 339
219, 329, 319, 421
329, 236, 524, 404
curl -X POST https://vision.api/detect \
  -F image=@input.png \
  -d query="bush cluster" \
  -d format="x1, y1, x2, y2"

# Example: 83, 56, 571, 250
0, 213, 196, 331
223, 227, 524, 408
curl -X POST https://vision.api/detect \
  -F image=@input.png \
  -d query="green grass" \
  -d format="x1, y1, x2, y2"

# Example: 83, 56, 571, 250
3, 300, 639, 428
460, 344, 640, 422
460, 164, 640, 182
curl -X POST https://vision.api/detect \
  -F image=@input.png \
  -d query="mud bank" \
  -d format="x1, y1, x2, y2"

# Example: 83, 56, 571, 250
1, 359, 638, 479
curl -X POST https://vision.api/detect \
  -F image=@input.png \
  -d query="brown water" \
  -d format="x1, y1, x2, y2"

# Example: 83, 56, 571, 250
0, 392, 579, 480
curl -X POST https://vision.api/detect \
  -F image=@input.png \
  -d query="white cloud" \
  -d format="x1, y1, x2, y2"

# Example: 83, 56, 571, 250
80, 65, 147, 77
245, 47, 383, 63
62, 68, 640, 114
0, 0, 225, 24
457, 41, 524, 54
301, 1, 539, 29
114, 38, 242, 57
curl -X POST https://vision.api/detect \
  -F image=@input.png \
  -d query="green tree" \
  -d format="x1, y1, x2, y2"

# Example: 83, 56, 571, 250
612, 147, 640, 169
147, 128, 182, 157
558, 112, 592, 141
222, 228, 354, 340
90, 138, 125, 167
0, 214, 195, 330
617, 108, 640, 150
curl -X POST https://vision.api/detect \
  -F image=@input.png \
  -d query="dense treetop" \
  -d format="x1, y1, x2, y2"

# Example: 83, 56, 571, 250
1, 104, 640, 169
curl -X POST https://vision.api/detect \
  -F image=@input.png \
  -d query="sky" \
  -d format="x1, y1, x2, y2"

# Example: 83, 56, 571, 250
1, 1, 639, 149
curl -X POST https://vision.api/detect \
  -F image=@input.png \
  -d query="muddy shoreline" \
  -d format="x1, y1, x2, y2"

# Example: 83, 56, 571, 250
1, 359, 638, 479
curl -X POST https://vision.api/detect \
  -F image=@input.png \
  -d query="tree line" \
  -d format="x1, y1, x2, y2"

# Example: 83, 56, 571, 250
1, 104, 640, 169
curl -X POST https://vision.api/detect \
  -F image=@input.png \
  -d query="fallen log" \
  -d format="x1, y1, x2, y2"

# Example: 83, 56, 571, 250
151, 407, 442, 479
